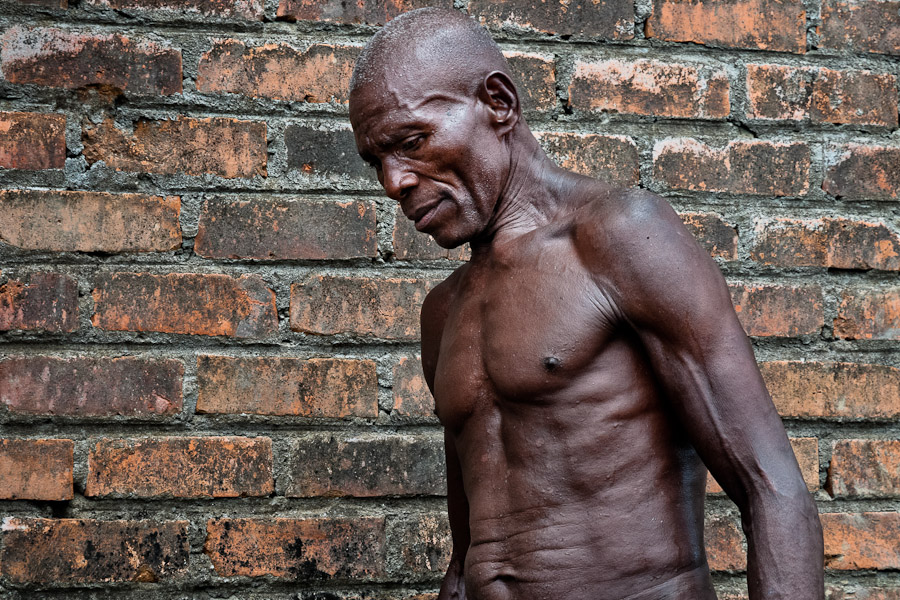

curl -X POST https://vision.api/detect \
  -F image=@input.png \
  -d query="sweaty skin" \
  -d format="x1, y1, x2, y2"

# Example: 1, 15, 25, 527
349, 9, 824, 600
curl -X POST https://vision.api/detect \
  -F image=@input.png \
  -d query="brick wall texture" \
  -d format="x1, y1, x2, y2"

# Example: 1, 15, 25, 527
0, 0, 897, 598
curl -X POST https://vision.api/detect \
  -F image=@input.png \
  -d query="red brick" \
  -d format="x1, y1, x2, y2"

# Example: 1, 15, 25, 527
277, 0, 450, 23
568, 59, 729, 119
829, 587, 900, 600
705, 515, 746, 571
646, 0, 806, 53
392, 205, 470, 261
821, 512, 900, 570
83, 117, 266, 179
819, 0, 900, 55
285, 125, 372, 180
0, 356, 183, 418
828, 440, 900, 498
205, 517, 385, 578
0, 26, 181, 95
196, 355, 378, 417
707, 437, 818, 494
751, 217, 900, 270
729, 284, 823, 337
0, 518, 189, 583
393, 356, 435, 418
679, 212, 739, 260
746, 64, 898, 126
0, 439, 73, 500
653, 139, 810, 196
86, 0, 263, 19
86, 436, 273, 498
504, 52, 556, 113
195, 197, 376, 260
761, 361, 900, 420
197, 40, 359, 103
91, 272, 277, 338
285, 433, 445, 497
823, 144, 900, 201
0, 112, 65, 170
390, 513, 451, 576
536, 132, 640, 187
468, 0, 634, 38
291, 275, 437, 340
0, 272, 78, 333
0, 189, 181, 252
834, 287, 900, 340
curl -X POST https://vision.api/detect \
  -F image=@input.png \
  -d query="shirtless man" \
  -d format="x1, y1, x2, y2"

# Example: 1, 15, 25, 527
348, 9, 824, 599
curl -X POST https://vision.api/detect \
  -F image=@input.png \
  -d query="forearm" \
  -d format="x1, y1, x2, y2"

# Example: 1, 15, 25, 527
437, 552, 466, 600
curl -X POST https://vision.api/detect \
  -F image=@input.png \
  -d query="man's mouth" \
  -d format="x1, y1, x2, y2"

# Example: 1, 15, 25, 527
411, 195, 450, 231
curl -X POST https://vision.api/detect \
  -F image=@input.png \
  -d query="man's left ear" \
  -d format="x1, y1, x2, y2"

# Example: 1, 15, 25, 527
478, 71, 520, 135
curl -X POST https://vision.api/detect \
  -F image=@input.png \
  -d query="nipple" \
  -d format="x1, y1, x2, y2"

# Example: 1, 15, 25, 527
543, 356, 561, 371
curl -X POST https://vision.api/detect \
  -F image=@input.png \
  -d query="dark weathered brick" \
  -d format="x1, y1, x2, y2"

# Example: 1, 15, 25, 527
277, 0, 450, 23
196, 355, 378, 417
828, 586, 900, 600
821, 512, 900, 570
834, 288, 900, 340
537, 132, 640, 187
729, 284, 823, 337
205, 517, 385, 578
0, 112, 66, 170
0, 356, 183, 418
85, 0, 263, 19
389, 513, 451, 576
0, 27, 181, 95
285, 125, 372, 180
83, 117, 266, 178
823, 144, 900, 201
568, 59, 729, 119
195, 197, 376, 260
705, 515, 746, 571
0, 439, 73, 500
393, 205, 471, 261
653, 139, 810, 196
0, 518, 189, 583
646, 0, 806, 53
761, 361, 900, 420
91, 272, 277, 338
504, 51, 556, 113
392, 356, 435, 418
0, 272, 78, 333
86, 436, 273, 498
0, 190, 181, 252
828, 440, 900, 498
468, 0, 634, 38
285, 433, 445, 497
751, 217, 900, 270
818, 0, 900, 55
197, 41, 359, 103
680, 212, 739, 260
291, 275, 437, 340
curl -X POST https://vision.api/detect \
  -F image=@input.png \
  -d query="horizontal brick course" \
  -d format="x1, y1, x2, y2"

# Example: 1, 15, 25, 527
828, 440, 900, 498
0, 189, 181, 252
536, 132, 640, 187
86, 436, 273, 498
729, 284, 823, 337
91, 272, 277, 337
834, 288, 900, 340
823, 144, 900, 201
0, 112, 66, 170
818, 0, 900, 55
0, 518, 189, 583
821, 512, 900, 570
0, 272, 78, 333
468, 0, 634, 38
0, 439, 73, 500
196, 355, 378, 417
0, 355, 183, 418
277, 0, 449, 23
86, 0, 264, 19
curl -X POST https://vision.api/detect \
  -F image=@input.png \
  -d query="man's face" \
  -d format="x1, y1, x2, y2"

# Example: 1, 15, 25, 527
349, 76, 509, 249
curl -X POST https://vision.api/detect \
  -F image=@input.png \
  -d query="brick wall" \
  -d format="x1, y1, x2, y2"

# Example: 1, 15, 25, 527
0, 0, 897, 597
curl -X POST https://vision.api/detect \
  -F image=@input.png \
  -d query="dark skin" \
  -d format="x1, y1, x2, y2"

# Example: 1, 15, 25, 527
350, 32, 824, 600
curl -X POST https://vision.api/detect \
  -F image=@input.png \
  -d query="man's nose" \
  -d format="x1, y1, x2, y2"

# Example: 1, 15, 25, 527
381, 158, 418, 200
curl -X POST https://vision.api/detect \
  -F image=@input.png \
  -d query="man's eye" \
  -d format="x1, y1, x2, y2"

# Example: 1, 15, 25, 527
400, 135, 425, 152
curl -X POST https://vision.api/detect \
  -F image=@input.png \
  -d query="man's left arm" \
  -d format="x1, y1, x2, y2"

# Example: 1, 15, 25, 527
586, 191, 824, 599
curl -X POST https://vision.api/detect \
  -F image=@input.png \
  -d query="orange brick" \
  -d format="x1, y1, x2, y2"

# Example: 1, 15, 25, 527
834, 287, 900, 340
0, 190, 181, 252
536, 132, 640, 187
291, 275, 438, 340
568, 59, 729, 119
0, 439, 73, 500
679, 212, 739, 260
729, 284, 824, 337
705, 515, 746, 571
646, 0, 806, 53
504, 51, 557, 113
86, 436, 273, 498
828, 440, 900, 498
821, 512, 900, 570
91, 272, 277, 338
468, 0, 634, 38
196, 355, 378, 417
83, 116, 266, 178
824, 144, 900, 201
653, 139, 810, 196
277, 0, 450, 24
707, 437, 818, 494
86, 0, 263, 19
205, 517, 385, 578
750, 217, 900, 270
761, 361, 900, 420
0, 112, 65, 170
0, 26, 181, 94
392, 356, 435, 418
0, 272, 78, 333
818, 0, 900, 56
0, 518, 188, 583
392, 205, 471, 261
